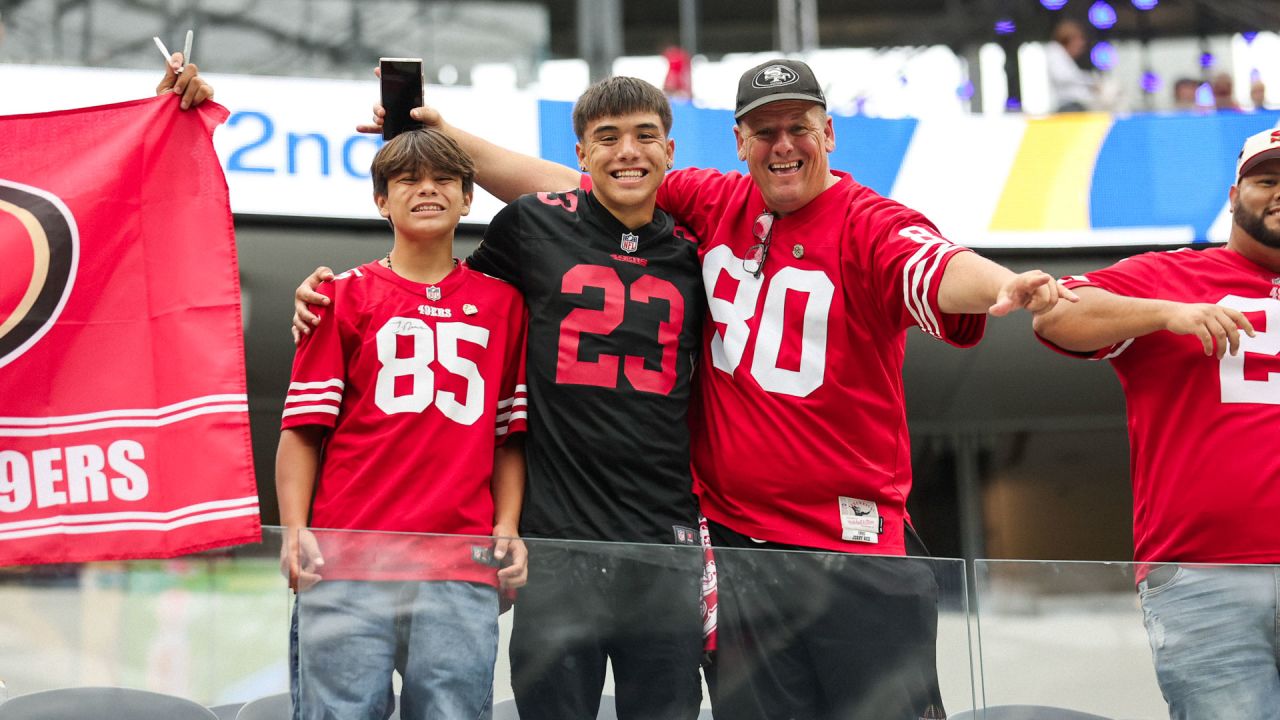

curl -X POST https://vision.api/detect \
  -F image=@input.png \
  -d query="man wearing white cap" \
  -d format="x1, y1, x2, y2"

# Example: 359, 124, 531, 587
1036, 128, 1280, 719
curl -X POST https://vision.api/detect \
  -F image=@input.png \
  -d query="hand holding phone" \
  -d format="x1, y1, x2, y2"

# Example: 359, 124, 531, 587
380, 58, 425, 140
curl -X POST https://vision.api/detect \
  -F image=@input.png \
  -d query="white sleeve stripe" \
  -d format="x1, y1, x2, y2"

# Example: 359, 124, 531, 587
915, 245, 964, 338
282, 405, 340, 418
901, 246, 932, 334
911, 251, 944, 337
497, 395, 528, 409
903, 242, 948, 337
284, 392, 343, 404
906, 242, 966, 338
495, 426, 510, 436
289, 379, 345, 391
496, 408, 529, 423
1101, 337, 1135, 360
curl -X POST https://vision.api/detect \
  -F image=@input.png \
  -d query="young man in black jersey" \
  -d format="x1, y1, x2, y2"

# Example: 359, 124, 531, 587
297, 78, 705, 720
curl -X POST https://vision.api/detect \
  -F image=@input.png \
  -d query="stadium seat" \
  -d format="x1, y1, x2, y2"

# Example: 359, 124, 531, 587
233, 692, 289, 720
0, 686, 217, 719
236, 691, 401, 719
492, 696, 713, 719
949, 706, 1113, 719
209, 703, 245, 719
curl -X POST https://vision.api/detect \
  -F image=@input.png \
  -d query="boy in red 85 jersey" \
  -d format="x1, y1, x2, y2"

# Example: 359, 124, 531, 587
295, 79, 706, 720
276, 130, 528, 720
1036, 129, 1280, 719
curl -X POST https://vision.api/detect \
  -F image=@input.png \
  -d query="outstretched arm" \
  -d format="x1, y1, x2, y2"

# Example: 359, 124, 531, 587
937, 252, 1078, 316
1033, 286, 1256, 357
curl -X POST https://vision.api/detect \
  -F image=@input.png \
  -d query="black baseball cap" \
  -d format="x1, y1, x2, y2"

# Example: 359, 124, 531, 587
735, 59, 827, 120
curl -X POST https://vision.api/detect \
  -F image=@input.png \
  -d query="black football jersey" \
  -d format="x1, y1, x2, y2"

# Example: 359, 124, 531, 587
468, 188, 703, 545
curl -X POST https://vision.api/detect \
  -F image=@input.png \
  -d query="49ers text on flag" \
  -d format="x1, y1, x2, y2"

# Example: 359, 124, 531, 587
0, 95, 260, 565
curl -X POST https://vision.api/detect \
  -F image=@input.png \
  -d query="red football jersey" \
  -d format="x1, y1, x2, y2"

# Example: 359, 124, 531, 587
1053, 247, 1280, 564
281, 261, 527, 581
659, 169, 985, 553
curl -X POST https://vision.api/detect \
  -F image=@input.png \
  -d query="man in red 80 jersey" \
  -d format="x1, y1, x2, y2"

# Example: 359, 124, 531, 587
294, 61, 1075, 717
276, 130, 529, 720
1035, 129, 1280, 719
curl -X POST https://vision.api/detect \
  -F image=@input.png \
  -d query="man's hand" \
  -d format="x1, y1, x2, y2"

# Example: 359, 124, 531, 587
989, 270, 1079, 317
155, 53, 213, 110
494, 527, 528, 615
292, 266, 335, 344
493, 530, 528, 592
1164, 303, 1256, 357
354, 66, 447, 135
280, 527, 325, 592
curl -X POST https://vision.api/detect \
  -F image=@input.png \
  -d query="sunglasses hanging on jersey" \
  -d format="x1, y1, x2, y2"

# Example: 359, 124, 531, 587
744, 211, 774, 278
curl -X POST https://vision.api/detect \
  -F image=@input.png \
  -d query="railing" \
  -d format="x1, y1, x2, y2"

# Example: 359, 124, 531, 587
5, 527, 1269, 718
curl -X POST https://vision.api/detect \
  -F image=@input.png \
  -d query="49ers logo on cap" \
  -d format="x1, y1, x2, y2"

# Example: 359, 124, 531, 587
0, 180, 78, 369
752, 64, 799, 89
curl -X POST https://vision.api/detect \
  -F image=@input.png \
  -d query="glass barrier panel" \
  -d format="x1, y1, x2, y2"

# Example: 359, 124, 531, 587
293, 529, 974, 718
0, 527, 291, 708
973, 559, 1173, 718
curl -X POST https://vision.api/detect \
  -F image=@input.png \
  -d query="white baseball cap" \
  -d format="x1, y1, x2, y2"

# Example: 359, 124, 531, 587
1236, 128, 1280, 181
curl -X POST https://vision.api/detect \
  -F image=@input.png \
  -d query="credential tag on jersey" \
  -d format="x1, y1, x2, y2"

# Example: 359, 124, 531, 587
673, 525, 698, 545
838, 496, 880, 544
471, 545, 500, 567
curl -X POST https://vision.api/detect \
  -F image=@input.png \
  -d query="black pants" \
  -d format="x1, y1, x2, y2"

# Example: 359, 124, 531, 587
509, 542, 704, 720
705, 520, 946, 720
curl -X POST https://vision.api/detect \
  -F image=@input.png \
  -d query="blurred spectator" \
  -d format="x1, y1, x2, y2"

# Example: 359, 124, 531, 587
1172, 78, 1199, 110
1251, 78, 1268, 110
1047, 19, 1098, 112
662, 44, 692, 100
1212, 72, 1239, 111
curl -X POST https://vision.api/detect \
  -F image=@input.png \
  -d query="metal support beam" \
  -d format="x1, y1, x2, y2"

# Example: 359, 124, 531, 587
955, 433, 986, 563
679, 0, 698, 57
777, 0, 797, 54
578, 0, 623, 83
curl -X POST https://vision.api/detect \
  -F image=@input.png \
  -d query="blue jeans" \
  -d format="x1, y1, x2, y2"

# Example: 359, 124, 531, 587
294, 580, 498, 720
1139, 565, 1280, 720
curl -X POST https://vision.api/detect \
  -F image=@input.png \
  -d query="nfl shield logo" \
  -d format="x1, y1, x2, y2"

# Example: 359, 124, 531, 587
620, 232, 639, 253
425, 286, 442, 301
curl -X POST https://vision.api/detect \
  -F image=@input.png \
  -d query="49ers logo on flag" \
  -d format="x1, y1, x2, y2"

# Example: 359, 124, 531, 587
0, 181, 76, 369
0, 95, 261, 566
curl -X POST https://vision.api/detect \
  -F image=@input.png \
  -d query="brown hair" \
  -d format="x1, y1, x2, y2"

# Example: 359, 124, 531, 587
572, 77, 672, 140
371, 128, 475, 197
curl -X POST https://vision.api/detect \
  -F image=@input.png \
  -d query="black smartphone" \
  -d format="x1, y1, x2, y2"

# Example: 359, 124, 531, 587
380, 57, 424, 141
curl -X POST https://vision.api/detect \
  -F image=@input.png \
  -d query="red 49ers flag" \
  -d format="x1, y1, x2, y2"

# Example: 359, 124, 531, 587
0, 95, 260, 566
